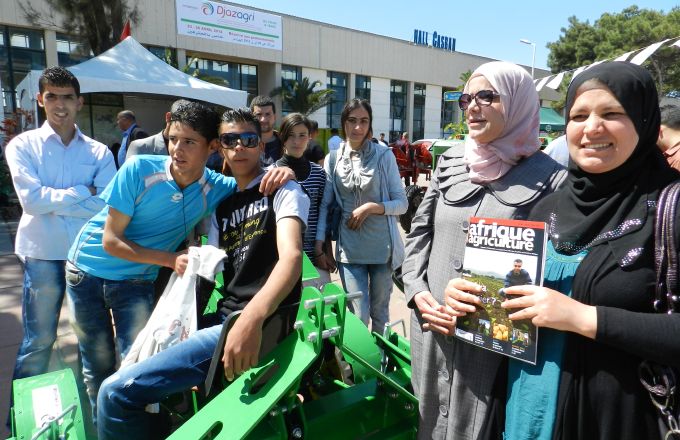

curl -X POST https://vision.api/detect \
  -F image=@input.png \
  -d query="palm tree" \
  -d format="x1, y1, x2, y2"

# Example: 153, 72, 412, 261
270, 77, 334, 116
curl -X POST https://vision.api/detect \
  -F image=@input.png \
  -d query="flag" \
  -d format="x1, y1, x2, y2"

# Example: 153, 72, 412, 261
120, 20, 131, 41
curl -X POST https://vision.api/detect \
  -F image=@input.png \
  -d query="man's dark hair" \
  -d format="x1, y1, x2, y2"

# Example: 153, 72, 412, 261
330, 128, 339, 135
169, 101, 221, 142
513, 259, 523, 264
661, 105, 680, 130
221, 108, 262, 138
279, 113, 312, 144
309, 119, 319, 132
38, 66, 80, 96
249, 95, 276, 115
170, 99, 194, 113
340, 98, 373, 141
118, 110, 136, 122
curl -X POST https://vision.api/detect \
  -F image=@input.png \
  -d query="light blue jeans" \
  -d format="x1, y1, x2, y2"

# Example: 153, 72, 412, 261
12, 258, 66, 380
338, 262, 392, 335
65, 262, 153, 425
97, 324, 222, 440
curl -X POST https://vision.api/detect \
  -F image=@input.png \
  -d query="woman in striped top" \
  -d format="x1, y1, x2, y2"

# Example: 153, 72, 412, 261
277, 113, 334, 287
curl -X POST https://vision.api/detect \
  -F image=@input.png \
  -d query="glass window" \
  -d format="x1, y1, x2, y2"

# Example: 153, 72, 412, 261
390, 80, 407, 142
240, 64, 258, 103
280, 65, 301, 115
186, 56, 258, 103
413, 83, 426, 140
146, 45, 176, 66
9, 28, 44, 50
2, 26, 46, 114
56, 33, 92, 67
355, 75, 371, 101
281, 65, 301, 82
441, 88, 461, 138
327, 71, 347, 129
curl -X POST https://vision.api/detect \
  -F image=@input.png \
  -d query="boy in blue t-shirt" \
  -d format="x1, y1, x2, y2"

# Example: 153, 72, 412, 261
96, 108, 309, 439
66, 101, 293, 423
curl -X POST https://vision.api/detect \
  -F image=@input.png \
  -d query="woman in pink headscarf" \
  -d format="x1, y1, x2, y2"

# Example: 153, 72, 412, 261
402, 61, 566, 439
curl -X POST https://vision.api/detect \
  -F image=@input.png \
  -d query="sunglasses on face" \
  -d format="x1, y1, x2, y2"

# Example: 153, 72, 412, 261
219, 132, 260, 149
458, 90, 499, 111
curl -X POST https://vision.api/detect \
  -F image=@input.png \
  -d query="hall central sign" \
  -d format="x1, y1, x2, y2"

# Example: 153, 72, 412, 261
413, 29, 456, 52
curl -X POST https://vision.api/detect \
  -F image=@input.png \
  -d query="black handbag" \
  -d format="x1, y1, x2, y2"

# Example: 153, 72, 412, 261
639, 181, 680, 439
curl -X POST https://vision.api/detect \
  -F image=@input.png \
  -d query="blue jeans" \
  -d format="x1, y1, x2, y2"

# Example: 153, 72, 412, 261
338, 262, 392, 335
13, 258, 66, 379
97, 324, 222, 440
65, 262, 153, 425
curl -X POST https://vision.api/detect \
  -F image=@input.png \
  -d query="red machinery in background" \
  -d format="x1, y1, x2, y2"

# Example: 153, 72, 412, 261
389, 139, 434, 186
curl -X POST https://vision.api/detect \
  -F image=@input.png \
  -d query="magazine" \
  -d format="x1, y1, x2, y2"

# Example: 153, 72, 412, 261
454, 217, 547, 364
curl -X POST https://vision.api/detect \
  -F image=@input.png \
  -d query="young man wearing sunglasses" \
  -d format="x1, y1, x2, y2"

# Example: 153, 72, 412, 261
66, 102, 295, 426
96, 108, 309, 439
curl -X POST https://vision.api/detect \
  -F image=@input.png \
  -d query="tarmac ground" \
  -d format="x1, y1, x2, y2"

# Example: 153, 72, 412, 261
0, 172, 429, 439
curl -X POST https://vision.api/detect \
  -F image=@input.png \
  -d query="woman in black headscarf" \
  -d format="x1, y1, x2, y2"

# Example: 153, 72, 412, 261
502, 62, 680, 439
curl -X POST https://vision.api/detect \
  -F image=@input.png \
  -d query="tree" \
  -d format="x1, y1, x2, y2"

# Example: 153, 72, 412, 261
21, 0, 140, 55
454, 70, 473, 91
547, 6, 680, 96
443, 69, 472, 137
270, 77, 334, 116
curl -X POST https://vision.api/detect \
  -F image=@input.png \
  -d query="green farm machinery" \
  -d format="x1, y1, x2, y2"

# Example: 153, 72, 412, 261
9, 256, 417, 439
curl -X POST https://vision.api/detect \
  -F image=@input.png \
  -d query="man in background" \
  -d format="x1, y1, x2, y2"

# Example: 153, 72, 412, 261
304, 119, 325, 165
327, 128, 341, 152
126, 99, 192, 159
115, 110, 148, 168
250, 95, 281, 165
659, 104, 680, 171
378, 132, 389, 147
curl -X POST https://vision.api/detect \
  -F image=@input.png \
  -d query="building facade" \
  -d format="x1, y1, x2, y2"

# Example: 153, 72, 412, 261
0, 0, 556, 145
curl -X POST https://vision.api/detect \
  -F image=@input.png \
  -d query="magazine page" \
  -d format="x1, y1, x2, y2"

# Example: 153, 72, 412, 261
454, 217, 547, 364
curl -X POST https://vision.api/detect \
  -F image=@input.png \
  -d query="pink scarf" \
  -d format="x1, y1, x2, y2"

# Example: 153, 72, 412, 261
463, 61, 541, 183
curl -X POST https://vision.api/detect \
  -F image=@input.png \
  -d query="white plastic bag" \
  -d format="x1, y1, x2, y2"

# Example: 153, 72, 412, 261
121, 245, 226, 368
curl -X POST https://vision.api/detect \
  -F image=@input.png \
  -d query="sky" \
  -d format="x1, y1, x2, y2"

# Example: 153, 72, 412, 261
232, 1, 677, 71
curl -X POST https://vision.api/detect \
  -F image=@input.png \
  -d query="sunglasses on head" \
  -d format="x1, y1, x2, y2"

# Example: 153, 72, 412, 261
458, 90, 499, 111
219, 132, 260, 149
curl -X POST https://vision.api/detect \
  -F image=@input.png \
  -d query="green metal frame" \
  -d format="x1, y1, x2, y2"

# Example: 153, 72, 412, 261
11, 254, 417, 440
169, 282, 416, 439
10, 368, 86, 440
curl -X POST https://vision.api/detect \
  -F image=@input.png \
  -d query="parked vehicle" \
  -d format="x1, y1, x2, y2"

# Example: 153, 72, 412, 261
389, 139, 435, 186
399, 139, 464, 232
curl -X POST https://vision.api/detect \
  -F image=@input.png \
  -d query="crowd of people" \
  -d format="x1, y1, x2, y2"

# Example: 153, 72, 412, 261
4, 59, 680, 439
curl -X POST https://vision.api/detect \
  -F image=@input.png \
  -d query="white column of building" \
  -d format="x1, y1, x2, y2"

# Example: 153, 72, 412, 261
176, 48, 187, 70
348, 73, 356, 100
424, 85, 443, 139
44, 30, 57, 67
370, 77, 391, 140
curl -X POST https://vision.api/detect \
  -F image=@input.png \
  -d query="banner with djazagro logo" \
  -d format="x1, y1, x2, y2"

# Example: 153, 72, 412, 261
176, 0, 282, 50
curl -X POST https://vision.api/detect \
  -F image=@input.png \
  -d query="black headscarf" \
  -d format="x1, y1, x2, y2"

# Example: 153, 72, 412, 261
550, 62, 678, 266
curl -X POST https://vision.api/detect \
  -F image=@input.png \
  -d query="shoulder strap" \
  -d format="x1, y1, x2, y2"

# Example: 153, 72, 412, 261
654, 181, 680, 312
327, 145, 344, 209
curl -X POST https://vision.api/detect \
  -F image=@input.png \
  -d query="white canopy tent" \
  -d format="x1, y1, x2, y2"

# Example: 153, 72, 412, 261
17, 36, 247, 114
